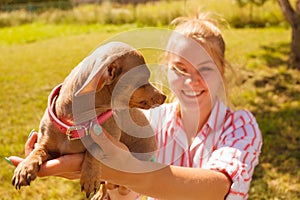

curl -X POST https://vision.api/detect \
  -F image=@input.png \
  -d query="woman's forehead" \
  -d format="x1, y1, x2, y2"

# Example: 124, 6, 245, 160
167, 35, 213, 65
167, 34, 212, 62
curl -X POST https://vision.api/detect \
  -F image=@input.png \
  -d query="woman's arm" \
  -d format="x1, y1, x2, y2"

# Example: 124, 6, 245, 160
104, 163, 230, 200
7, 131, 83, 180
8, 128, 231, 199
91, 125, 231, 200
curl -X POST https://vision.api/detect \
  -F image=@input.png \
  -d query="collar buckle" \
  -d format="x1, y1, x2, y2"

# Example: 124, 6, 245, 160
66, 125, 89, 141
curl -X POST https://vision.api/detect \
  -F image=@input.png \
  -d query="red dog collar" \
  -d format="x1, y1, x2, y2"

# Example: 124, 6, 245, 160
47, 84, 113, 140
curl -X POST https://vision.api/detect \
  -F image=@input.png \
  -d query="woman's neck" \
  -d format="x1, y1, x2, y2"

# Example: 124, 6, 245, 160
179, 105, 211, 146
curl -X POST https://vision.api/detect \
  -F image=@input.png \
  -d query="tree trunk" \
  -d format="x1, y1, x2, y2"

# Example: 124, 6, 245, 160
291, 20, 300, 69
277, 0, 300, 70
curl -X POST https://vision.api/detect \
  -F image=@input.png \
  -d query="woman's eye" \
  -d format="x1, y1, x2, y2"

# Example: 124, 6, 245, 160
171, 65, 189, 76
199, 66, 213, 72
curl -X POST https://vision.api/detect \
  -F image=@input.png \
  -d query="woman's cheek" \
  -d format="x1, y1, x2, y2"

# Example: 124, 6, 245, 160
167, 70, 182, 96
205, 73, 224, 100
168, 69, 178, 85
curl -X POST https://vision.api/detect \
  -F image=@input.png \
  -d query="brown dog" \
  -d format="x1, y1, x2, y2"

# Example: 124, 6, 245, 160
12, 42, 166, 199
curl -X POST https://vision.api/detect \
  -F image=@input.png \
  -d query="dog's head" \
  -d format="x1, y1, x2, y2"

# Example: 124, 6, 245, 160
74, 42, 166, 110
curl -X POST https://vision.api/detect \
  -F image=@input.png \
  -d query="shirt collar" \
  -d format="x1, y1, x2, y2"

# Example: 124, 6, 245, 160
174, 99, 228, 132
207, 99, 228, 131
172, 100, 228, 150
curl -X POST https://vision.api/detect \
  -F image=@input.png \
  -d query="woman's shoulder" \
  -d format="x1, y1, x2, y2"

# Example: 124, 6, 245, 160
221, 107, 261, 140
226, 108, 258, 124
214, 101, 258, 129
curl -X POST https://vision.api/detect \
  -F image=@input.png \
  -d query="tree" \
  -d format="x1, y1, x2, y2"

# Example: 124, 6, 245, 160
234, 0, 300, 69
235, 0, 268, 22
235, 0, 268, 7
277, 0, 300, 69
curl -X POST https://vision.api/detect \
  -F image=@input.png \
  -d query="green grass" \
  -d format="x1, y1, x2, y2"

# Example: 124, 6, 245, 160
225, 28, 300, 199
1, 23, 299, 200
0, 23, 137, 45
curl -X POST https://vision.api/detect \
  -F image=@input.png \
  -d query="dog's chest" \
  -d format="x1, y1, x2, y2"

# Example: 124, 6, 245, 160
102, 117, 122, 140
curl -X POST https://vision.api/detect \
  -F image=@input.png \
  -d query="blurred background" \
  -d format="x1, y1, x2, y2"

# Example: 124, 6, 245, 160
0, 0, 299, 199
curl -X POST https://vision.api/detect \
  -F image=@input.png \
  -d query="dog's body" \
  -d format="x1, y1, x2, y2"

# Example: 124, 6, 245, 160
12, 42, 166, 199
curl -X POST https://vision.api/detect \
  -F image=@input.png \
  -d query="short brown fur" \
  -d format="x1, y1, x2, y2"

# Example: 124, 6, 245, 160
12, 42, 166, 200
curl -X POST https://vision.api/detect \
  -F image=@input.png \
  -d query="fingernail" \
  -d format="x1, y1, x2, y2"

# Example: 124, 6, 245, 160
4, 157, 13, 166
28, 129, 35, 138
93, 124, 102, 136
151, 156, 156, 162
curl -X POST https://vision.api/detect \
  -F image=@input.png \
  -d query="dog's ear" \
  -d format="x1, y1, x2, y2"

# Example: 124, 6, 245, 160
105, 62, 122, 85
75, 61, 122, 96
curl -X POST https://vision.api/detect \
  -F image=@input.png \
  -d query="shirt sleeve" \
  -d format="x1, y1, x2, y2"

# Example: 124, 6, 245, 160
205, 110, 263, 200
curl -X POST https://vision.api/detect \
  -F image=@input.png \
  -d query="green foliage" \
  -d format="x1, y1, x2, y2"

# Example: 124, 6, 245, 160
235, 0, 268, 7
0, 0, 72, 12
0, 0, 286, 28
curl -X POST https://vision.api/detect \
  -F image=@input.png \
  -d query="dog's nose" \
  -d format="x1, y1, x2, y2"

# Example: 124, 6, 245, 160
152, 94, 166, 105
159, 94, 167, 104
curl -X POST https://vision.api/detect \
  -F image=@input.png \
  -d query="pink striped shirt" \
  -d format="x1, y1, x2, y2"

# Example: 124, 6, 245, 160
142, 100, 262, 200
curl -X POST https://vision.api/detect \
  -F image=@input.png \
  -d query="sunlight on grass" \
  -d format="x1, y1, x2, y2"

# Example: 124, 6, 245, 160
0, 23, 136, 45
1, 25, 299, 200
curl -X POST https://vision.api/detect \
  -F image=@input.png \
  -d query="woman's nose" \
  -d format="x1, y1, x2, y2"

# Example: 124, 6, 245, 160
184, 73, 203, 86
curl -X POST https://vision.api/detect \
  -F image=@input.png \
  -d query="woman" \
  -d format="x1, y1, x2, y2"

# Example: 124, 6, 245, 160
7, 13, 262, 200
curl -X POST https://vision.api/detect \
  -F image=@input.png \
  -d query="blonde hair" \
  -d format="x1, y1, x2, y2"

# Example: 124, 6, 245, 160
171, 12, 226, 76
169, 12, 232, 105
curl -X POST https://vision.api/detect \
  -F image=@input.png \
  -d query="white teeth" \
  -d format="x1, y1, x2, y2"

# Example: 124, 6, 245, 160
182, 90, 202, 97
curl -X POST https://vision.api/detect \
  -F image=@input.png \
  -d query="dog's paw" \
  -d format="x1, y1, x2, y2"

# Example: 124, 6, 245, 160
80, 166, 103, 199
80, 146, 106, 198
12, 159, 41, 189
80, 155, 101, 198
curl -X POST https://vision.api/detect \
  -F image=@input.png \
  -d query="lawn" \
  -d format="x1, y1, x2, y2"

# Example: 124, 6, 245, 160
0, 2, 299, 200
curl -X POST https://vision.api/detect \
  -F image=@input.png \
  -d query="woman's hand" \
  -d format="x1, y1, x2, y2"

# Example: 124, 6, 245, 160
7, 128, 139, 199
89, 124, 135, 172
7, 130, 83, 180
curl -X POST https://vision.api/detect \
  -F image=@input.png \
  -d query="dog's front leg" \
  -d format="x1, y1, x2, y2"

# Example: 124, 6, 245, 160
12, 146, 48, 189
80, 144, 106, 200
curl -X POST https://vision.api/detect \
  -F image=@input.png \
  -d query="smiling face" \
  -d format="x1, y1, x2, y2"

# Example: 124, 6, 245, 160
167, 35, 224, 113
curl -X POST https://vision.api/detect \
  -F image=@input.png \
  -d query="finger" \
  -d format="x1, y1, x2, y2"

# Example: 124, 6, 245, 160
37, 153, 84, 178
107, 189, 139, 199
90, 124, 128, 151
106, 182, 118, 190
118, 186, 131, 196
90, 124, 138, 173
25, 130, 38, 157
7, 156, 24, 167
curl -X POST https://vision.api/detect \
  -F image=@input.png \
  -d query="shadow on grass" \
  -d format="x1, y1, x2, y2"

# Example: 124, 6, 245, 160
248, 65, 300, 199
248, 42, 290, 68
260, 42, 290, 68
252, 68, 300, 169
245, 41, 300, 198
